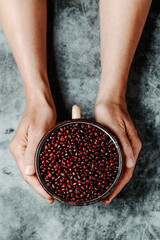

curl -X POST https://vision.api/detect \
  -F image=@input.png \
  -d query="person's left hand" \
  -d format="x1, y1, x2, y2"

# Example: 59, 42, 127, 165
95, 100, 142, 204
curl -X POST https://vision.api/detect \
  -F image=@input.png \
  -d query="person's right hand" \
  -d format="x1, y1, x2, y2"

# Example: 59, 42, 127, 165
9, 93, 57, 204
95, 100, 142, 204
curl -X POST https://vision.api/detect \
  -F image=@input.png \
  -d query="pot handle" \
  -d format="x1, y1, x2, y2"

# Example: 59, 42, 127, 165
72, 105, 81, 119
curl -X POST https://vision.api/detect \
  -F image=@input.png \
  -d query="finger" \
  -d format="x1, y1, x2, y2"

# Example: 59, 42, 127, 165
24, 128, 44, 176
9, 122, 28, 160
9, 138, 27, 173
101, 125, 135, 204
9, 117, 29, 167
125, 119, 142, 160
102, 168, 133, 204
115, 128, 135, 169
10, 150, 54, 204
23, 174, 54, 204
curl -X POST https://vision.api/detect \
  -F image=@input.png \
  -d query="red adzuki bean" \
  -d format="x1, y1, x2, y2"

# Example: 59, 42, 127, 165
39, 123, 119, 202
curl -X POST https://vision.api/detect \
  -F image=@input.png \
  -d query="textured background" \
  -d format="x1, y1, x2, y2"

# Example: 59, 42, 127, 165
0, 0, 160, 239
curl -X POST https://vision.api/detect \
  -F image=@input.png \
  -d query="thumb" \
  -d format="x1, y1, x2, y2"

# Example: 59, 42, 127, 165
24, 129, 44, 176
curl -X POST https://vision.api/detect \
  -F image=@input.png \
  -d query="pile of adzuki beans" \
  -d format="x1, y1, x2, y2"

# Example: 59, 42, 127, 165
39, 123, 119, 202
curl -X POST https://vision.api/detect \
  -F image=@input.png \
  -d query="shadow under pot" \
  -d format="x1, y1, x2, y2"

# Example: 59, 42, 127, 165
35, 105, 124, 206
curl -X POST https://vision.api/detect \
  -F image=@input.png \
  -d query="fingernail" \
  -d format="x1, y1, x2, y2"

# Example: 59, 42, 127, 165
102, 199, 111, 205
106, 199, 112, 204
47, 199, 54, 204
25, 165, 35, 175
127, 158, 134, 168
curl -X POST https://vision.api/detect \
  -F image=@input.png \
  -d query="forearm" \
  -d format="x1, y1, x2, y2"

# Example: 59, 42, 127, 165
0, 0, 51, 102
97, 0, 152, 103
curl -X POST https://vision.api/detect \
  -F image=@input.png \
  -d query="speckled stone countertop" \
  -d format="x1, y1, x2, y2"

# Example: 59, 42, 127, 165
0, 1, 159, 239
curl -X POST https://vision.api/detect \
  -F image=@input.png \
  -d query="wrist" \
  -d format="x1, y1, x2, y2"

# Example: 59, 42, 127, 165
95, 99, 128, 122
95, 84, 127, 112
96, 75, 127, 105
25, 81, 55, 109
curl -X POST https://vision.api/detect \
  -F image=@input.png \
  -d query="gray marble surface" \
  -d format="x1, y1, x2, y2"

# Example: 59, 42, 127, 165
0, 0, 160, 239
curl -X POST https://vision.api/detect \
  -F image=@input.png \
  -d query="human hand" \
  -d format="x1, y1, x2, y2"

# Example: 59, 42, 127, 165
95, 100, 142, 204
9, 93, 57, 204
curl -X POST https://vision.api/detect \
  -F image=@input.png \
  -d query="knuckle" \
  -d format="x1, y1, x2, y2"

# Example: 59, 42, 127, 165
138, 139, 142, 150
133, 130, 142, 149
135, 138, 142, 152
